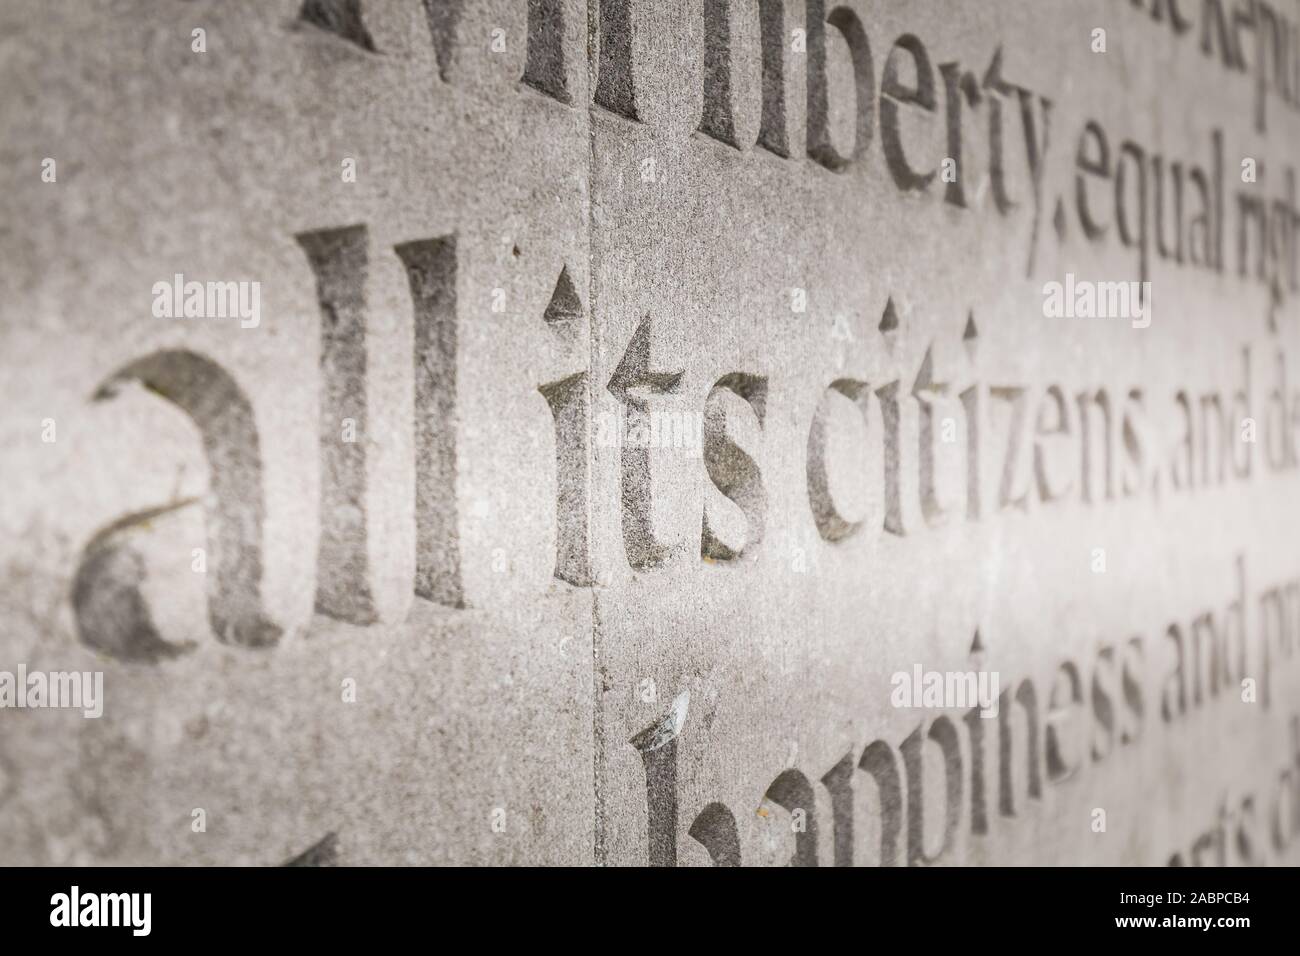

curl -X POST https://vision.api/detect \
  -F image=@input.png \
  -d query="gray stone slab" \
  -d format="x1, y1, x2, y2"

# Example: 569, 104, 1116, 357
3, 0, 1300, 867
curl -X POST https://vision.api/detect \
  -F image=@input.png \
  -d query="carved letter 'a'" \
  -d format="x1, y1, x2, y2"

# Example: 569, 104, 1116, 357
80, 351, 282, 652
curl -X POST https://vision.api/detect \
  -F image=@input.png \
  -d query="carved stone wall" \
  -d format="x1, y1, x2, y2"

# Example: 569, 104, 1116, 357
2, 0, 1300, 866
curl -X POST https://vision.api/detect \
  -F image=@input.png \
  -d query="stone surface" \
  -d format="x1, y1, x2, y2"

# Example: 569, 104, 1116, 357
2, 0, 1300, 866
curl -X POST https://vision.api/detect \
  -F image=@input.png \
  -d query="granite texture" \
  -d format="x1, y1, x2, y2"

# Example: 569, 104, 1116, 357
2, 0, 1299, 866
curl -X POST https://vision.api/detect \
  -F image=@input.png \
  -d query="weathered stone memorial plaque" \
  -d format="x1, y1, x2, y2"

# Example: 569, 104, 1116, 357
2, 0, 1300, 867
